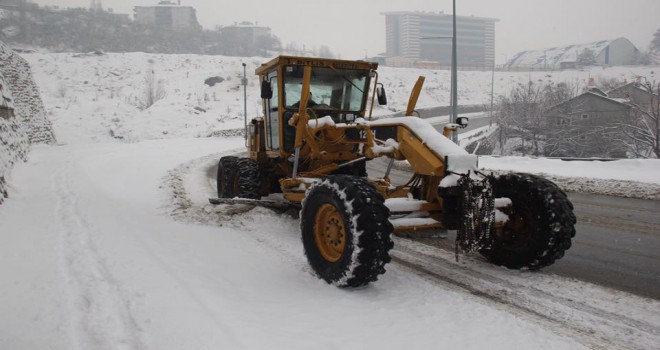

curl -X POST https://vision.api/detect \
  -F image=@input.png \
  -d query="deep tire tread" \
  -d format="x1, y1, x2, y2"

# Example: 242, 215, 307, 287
217, 156, 238, 198
234, 158, 261, 199
482, 173, 576, 270
301, 175, 393, 287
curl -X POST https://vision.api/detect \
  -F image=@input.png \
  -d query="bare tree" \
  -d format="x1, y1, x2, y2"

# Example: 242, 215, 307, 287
544, 102, 581, 157
139, 69, 166, 110
284, 42, 303, 56
652, 28, 660, 54
648, 28, 660, 64
614, 81, 660, 158
496, 81, 577, 156
577, 48, 597, 66
496, 82, 546, 155
597, 77, 625, 92
541, 93, 621, 158
633, 49, 655, 65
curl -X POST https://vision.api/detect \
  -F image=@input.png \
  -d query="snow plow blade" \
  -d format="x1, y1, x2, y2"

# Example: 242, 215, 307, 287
208, 197, 299, 210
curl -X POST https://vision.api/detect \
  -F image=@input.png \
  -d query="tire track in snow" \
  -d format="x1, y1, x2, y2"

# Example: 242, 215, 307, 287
162, 151, 311, 276
153, 150, 263, 348
54, 161, 146, 350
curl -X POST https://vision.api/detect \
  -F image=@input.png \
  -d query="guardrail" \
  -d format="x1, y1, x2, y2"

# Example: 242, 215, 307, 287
484, 155, 620, 162
383, 104, 487, 118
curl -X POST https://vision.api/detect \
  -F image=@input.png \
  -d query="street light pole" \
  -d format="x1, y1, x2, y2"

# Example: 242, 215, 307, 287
450, 0, 458, 143
489, 61, 495, 127
242, 62, 247, 142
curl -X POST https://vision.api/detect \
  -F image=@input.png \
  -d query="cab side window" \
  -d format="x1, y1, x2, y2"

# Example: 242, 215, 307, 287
266, 73, 279, 150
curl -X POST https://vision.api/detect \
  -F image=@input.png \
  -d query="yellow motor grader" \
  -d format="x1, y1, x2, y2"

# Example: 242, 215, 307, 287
211, 56, 576, 287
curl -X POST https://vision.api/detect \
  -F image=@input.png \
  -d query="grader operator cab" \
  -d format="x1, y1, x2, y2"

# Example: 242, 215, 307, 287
212, 56, 576, 287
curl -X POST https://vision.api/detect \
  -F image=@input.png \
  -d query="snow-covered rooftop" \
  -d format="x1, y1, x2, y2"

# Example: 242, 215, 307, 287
507, 39, 617, 68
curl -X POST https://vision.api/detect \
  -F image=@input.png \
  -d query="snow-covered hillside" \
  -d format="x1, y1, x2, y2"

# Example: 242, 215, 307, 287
22, 52, 659, 143
23, 53, 259, 143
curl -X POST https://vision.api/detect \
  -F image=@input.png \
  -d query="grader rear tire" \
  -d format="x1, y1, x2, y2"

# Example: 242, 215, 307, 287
301, 175, 393, 287
228, 158, 261, 199
479, 173, 576, 270
216, 156, 238, 198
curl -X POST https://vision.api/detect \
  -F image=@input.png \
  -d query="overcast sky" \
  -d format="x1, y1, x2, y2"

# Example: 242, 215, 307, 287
31, 0, 660, 63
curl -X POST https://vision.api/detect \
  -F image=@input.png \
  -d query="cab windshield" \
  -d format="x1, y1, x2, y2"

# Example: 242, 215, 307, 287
282, 65, 369, 112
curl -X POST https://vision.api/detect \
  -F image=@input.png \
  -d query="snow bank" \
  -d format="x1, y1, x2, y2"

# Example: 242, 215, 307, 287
480, 156, 660, 185
479, 156, 660, 200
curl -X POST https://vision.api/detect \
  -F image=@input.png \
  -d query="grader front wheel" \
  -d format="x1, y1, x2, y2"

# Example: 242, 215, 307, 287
480, 173, 576, 270
301, 175, 393, 287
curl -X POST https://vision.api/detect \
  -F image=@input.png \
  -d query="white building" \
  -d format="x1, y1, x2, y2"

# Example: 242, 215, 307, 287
220, 22, 271, 45
506, 38, 640, 69
134, 1, 199, 31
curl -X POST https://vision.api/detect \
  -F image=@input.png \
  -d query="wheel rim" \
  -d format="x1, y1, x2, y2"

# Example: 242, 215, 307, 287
314, 203, 347, 263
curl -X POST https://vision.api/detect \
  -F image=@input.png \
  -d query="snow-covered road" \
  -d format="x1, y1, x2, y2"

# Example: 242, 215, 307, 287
1, 137, 658, 349
4, 51, 658, 349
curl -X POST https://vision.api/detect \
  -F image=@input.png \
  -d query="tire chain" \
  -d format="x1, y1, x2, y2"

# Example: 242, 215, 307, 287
337, 175, 394, 285
235, 158, 260, 199
455, 173, 495, 260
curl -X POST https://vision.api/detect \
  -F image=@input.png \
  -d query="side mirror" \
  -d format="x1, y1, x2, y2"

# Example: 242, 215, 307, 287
261, 79, 273, 99
376, 84, 387, 105
456, 116, 469, 128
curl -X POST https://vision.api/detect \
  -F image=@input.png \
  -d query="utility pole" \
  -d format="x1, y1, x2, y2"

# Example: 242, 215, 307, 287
450, 0, 458, 143
242, 62, 248, 142
489, 61, 495, 126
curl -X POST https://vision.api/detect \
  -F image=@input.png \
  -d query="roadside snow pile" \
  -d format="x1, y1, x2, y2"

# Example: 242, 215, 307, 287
390, 154, 660, 200
479, 157, 660, 200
